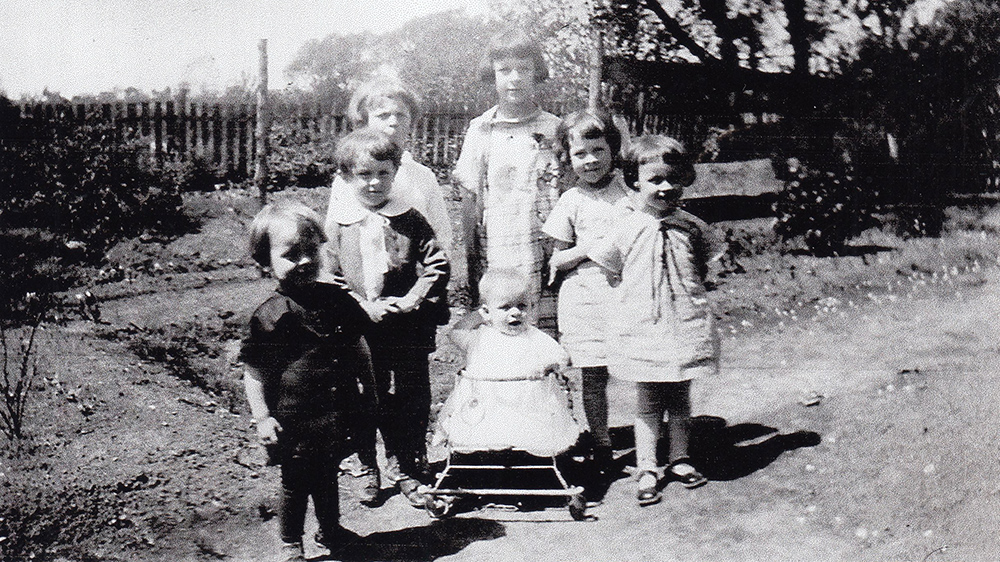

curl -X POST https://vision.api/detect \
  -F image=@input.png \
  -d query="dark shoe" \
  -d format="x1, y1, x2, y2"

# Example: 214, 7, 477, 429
669, 460, 708, 489
636, 470, 661, 506
593, 445, 615, 477
398, 477, 427, 508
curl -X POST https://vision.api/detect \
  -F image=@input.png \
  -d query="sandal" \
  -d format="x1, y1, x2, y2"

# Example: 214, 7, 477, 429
636, 470, 661, 506
669, 461, 708, 489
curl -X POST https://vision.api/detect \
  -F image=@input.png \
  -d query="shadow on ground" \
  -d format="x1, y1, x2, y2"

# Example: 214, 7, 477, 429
600, 416, 821, 482
312, 518, 506, 561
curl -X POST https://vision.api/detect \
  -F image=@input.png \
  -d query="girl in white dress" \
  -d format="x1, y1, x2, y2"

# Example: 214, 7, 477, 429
435, 268, 580, 457
542, 109, 629, 476
590, 135, 720, 506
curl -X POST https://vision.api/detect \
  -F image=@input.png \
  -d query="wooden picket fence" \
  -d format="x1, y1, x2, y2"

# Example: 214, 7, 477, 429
15, 99, 718, 180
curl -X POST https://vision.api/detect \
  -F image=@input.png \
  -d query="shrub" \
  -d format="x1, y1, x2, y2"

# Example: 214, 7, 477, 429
0, 107, 185, 255
0, 296, 45, 441
769, 121, 883, 255
267, 122, 337, 189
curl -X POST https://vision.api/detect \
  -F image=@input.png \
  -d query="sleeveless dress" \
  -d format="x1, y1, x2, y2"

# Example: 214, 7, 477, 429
435, 325, 580, 456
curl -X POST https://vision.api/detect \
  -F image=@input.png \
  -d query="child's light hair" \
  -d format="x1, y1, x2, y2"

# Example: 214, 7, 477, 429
478, 268, 530, 306
248, 199, 326, 268
346, 76, 420, 129
557, 108, 625, 172
622, 134, 697, 190
335, 127, 403, 176
477, 28, 550, 84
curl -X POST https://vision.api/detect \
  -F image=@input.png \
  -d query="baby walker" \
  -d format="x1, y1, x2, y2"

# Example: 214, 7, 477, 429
419, 371, 588, 521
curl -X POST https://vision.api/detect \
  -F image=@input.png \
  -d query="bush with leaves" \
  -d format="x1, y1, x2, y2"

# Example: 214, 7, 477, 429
768, 117, 885, 255
0, 295, 46, 441
0, 107, 185, 255
266, 121, 338, 189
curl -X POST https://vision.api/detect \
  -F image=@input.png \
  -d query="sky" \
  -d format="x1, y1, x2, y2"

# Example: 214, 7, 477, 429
0, 0, 490, 98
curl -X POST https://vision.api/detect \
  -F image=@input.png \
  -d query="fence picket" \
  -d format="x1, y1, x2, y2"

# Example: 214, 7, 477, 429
11, 99, 734, 182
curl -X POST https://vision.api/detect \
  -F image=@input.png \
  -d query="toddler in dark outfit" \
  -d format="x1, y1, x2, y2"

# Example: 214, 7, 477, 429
241, 199, 376, 562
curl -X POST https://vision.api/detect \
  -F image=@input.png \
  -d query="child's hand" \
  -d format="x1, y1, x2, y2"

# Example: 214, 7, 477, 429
360, 300, 393, 322
547, 262, 560, 287
256, 416, 282, 445
386, 294, 420, 314
431, 344, 464, 364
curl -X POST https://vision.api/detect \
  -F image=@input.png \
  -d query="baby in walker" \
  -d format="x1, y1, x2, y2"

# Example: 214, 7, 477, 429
435, 268, 580, 457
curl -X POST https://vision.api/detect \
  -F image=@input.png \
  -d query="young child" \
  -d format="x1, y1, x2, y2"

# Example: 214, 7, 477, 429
435, 268, 579, 456
589, 135, 719, 506
240, 200, 375, 561
542, 108, 630, 477
453, 27, 561, 335
324, 76, 454, 256
325, 127, 450, 507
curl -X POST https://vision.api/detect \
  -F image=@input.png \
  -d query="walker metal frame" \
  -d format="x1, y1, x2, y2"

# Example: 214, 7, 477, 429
419, 448, 587, 520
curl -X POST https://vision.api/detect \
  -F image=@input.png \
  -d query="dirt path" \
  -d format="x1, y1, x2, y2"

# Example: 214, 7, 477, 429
54, 262, 996, 562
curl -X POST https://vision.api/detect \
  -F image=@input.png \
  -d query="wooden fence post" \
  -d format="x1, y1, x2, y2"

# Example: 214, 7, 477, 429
255, 38, 270, 204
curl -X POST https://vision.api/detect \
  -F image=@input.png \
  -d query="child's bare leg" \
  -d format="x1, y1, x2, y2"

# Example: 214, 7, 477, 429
581, 366, 611, 450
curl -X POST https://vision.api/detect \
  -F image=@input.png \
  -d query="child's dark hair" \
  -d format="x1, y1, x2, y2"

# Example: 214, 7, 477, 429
335, 127, 403, 175
346, 76, 420, 129
248, 199, 326, 268
622, 134, 697, 190
557, 108, 624, 172
477, 28, 549, 84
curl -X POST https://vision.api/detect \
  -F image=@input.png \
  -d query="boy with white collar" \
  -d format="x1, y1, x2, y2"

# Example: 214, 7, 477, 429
325, 127, 450, 508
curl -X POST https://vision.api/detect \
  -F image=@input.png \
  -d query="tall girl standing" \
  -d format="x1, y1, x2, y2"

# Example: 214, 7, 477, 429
542, 109, 629, 483
453, 27, 561, 334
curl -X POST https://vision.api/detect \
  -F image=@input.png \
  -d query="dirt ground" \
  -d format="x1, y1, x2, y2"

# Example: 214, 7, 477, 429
3, 183, 1000, 562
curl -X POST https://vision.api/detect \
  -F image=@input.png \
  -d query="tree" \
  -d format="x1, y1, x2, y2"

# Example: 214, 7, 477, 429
283, 10, 496, 111
594, 0, 1000, 249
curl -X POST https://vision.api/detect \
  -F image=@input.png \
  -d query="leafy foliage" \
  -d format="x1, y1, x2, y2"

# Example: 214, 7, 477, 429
284, 10, 497, 111
0, 99, 185, 254
266, 121, 338, 189
770, 132, 880, 254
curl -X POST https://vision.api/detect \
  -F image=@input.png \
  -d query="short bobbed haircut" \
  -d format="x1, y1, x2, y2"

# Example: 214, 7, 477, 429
346, 77, 420, 129
248, 199, 325, 268
557, 108, 624, 171
477, 28, 549, 84
622, 134, 697, 190
335, 127, 403, 175
478, 268, 530, 307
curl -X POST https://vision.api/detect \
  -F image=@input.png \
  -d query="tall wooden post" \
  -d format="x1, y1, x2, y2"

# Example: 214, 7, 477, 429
588, 29, 604, 112
255, 38, 270, 204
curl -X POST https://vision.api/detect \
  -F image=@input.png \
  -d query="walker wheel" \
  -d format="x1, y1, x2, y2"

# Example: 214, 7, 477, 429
425, 496, 452, 519
568, 494, 587, 521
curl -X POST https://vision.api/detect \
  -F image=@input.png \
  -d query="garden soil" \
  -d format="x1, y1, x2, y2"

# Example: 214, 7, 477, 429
2, 185, 1000, 562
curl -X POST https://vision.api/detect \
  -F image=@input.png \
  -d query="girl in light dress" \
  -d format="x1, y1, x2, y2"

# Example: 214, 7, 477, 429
542, 108, 630, 477
589, 135, 719, 506
453, 28, 562, 335
435, 268, 580, 457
